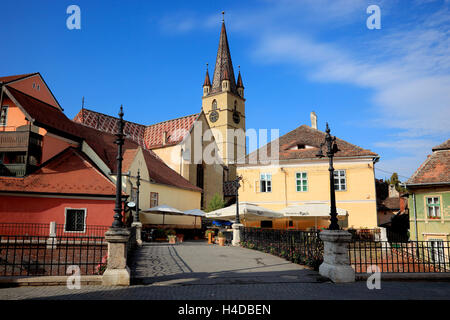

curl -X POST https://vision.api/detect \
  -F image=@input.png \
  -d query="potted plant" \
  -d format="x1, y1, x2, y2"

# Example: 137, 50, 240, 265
205, 229, 215, 244
176, 233, 184, 243
166, 229, 176, 244
217, 231, 226, 246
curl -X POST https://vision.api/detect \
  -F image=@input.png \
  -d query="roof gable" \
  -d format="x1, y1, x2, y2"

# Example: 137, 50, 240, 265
0, 148, 117, 196
1, 73, 62, 111
407, 149, 450, 185
246, 124, 378, 164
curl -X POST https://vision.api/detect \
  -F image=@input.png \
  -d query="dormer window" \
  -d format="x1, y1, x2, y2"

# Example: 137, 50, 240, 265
288, 144, 314, 150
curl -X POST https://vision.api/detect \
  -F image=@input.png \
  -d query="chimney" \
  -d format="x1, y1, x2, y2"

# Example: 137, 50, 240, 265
163, 131, 168, 146
389, 184, 399, 198
310, 111, 317, 129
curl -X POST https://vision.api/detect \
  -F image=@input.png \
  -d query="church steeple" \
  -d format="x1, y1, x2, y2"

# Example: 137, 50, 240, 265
211, 19, 237, 95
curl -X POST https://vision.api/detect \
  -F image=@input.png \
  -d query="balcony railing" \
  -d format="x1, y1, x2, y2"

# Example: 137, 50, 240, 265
0, 163, 27, 177
0, 130, 43, 152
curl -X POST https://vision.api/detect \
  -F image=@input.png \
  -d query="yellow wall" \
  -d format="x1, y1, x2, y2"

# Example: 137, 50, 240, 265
151, 114, 224, 209
126, 148, 202, 228
237, 159, 378, 229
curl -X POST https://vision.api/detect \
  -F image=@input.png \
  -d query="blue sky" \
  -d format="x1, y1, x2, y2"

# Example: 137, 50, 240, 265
1, 0, 449, 181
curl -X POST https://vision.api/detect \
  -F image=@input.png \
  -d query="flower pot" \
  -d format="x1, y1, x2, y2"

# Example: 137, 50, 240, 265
207, 233, 214, 244
168, 236, 176, 244
218, 237, 226, 246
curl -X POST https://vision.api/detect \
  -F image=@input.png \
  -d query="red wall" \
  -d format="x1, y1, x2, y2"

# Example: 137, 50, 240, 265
0, 195, 115, 227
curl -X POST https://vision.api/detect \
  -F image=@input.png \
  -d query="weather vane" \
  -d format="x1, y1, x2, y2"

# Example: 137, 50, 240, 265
222, 11, 225, 22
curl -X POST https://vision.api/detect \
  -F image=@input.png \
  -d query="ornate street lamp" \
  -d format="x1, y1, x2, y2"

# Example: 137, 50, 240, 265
234, 176, 243, 224
112, 105, 125, 228
316, 123, 340, 231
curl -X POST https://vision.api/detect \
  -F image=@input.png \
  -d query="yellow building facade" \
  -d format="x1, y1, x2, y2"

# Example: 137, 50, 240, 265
237, 122, 379, 230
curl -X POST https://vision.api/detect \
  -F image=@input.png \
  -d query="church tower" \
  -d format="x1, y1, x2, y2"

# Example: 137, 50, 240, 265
202, 18, 246, 179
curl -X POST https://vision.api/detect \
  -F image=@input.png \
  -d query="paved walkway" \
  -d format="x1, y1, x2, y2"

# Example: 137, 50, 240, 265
0, 241, 449, 300
128, 241, 324, 286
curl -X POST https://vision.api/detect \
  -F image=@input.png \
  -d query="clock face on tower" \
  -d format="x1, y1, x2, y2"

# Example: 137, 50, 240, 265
209, 110, 219, 123
233, 111, 240, 124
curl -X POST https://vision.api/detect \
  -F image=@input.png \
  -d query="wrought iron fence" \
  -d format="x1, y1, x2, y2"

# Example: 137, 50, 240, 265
0, 223, 50, 237
56, 224, 109, 238
349, 240, 450, 273
0, 223, 109, 238
240, 227, 323, 270
0, 235, 107, 276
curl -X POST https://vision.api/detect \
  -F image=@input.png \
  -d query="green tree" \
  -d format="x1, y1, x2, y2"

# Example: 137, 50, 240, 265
206, 193, 225, 212
386, 172, 406, 193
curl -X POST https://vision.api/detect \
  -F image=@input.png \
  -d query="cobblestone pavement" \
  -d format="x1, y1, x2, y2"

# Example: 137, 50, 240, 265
0, 241, 449, 300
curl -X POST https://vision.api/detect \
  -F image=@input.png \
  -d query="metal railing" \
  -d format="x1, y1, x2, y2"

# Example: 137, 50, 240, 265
56, 224, 109, 238
0, 223, 109, 238
0, 235, 107, 276
240, 227, 323, 270
349, 240, 450, 273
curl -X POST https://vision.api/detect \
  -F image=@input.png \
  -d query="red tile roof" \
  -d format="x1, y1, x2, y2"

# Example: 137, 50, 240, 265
245, 124, 378, 164
407, 144, 450, 185
5, 87, 201, 193
0, 73, 38, 84
5, 86, 79, 140
432, 139, 450, 152
0, 148, 117, 196
73, 108, 199, 149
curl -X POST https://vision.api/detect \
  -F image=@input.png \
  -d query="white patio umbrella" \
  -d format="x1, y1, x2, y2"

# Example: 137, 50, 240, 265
280, 203, 348, 229
184, 209, 205, 229
141, 204, 185, 226
205, 202, 283, 222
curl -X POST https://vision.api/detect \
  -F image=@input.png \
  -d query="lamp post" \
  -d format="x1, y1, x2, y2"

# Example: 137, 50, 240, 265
134, 169, 141, 223
316, 123, 340, 231
112, 105, 125, 228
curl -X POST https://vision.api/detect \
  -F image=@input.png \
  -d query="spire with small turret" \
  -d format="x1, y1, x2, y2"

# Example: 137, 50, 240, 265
203, 64, 211, 96
210, 13, 237, 95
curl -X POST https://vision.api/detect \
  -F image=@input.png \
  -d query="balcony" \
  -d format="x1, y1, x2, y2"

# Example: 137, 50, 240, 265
0, 163, 27, 177
0, 130, 43, 152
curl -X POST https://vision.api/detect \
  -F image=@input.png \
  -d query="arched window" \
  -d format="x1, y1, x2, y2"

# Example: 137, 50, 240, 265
212, 100, 217, 110
234, 100, 237, 111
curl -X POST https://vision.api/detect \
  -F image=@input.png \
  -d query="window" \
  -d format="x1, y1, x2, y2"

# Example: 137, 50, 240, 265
260, 173, 272, 192
234, 100, 237, 111
150, 192, 159, 208
212, 100, 217, 111
261, 220, 273, 228
65, 208, 86, 232
0, 106, 7, 126
426, 197, 441, 218
334, 170, 346, 191
296, 172, 308, 192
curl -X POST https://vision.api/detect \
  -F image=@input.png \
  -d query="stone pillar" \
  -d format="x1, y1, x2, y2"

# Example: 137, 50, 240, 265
232, 223, 243, 246
319, 230, 355, 283
132, 222, 143, 247
46, 221, 57, 249
102, 228, 131, 286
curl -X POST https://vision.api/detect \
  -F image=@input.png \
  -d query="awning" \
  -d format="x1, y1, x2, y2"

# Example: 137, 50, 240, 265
205, 202, 283, 221
183, 209, 206, 217
281, 204, 348, 218
141, 204, 194, 226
